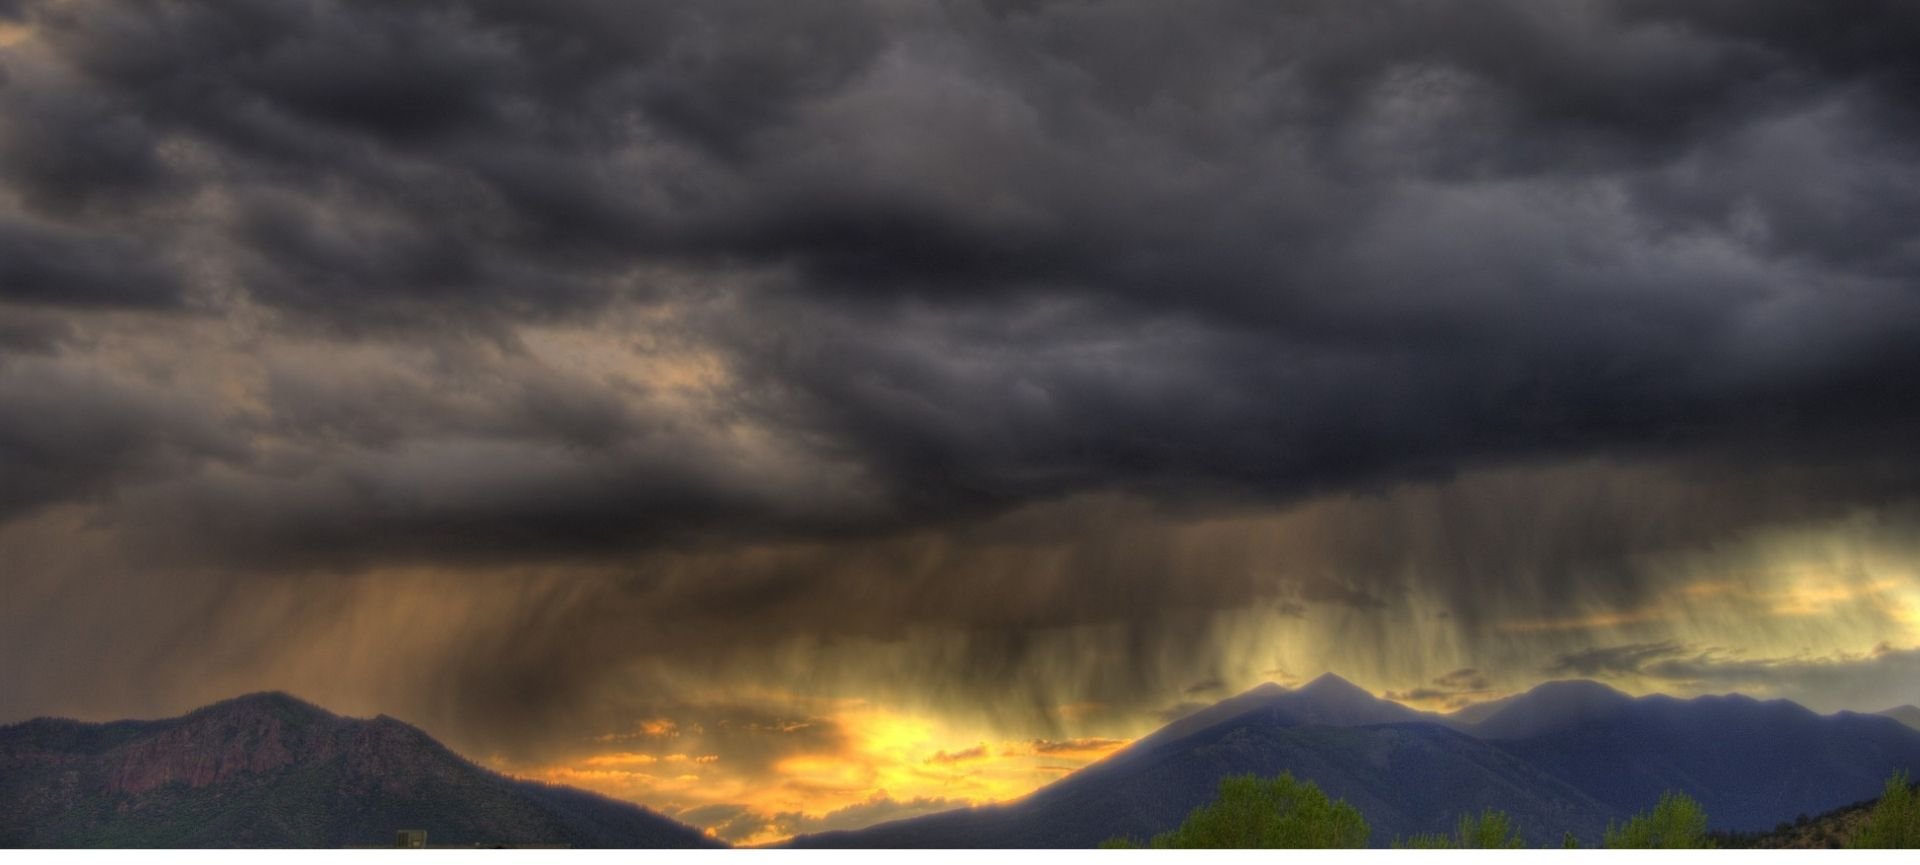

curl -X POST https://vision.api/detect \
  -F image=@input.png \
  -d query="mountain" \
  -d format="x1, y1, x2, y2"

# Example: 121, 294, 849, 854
1279, 673, 1444, 727
788, 676, 1920, 848
1472, 686, 1920, 833
0, 693, 721, 848
1121, 675, 1438, 763
787, 675, 1619, 848
1879, 705, 1920, 731
1442, 699, 1511, 727
1459, 679, 1636, 740
1715, 777, 1920, 849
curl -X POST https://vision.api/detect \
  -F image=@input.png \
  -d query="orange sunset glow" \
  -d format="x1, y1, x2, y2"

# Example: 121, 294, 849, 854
517, 702, 1132, 845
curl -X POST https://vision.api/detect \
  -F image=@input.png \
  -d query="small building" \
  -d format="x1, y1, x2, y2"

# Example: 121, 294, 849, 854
395, 830, 427, 849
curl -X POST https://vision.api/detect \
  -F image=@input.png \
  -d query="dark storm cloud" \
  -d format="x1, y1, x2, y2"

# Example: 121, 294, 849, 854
0, 218, 184, 307
1385, 667, 1497, 708
0, 309, 70, 354
3, 0, 1920, 752
5, 0, 1919, 529
1546, 641, 1692, 677
0, 358, 244, 520
2, 0, 892, 327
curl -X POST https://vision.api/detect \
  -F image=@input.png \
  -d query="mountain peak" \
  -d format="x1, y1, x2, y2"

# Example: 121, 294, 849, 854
1302, 671, 1347, 687
196, 691, 333, 718
1298, 672, 1371, 699
1101, 677, 1386, 764
1468, 679, 1636, 739
1524, 679, 1632, 702
1266, 673, 1429, 728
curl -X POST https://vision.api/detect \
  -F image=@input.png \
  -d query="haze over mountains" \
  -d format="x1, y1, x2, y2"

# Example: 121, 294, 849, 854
1880, 705, 1920, 731
4, 677, 1917, 848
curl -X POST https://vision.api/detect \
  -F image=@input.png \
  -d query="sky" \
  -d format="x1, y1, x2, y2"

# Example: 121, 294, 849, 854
2, 0, 1919, 846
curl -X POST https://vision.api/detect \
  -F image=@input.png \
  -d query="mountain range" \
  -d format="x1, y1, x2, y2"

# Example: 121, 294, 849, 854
0, 692, 718, 848
785, 674, 1920, 848
5, 677, 1917, 848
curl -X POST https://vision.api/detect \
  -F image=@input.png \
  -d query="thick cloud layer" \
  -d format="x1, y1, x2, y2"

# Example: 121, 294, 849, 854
2, 0, 1918, 835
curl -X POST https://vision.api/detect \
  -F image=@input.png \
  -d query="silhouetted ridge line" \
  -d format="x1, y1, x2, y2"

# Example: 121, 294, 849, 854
0, 694, 722, 848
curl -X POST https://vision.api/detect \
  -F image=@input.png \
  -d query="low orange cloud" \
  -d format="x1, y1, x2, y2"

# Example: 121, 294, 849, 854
590, 719, 681, 742
1498, 607, 1665, 633
582, 752, 660, 767
508, 703, 1135, 846
1018, 737, 1130, 758
926, 744, 990, 764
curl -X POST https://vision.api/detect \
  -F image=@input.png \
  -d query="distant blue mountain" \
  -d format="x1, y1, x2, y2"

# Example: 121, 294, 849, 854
789, 675, 1612, 847
1475, 684, 1920, 832
1457, 679, 1637, 739
1112, 674, 1440, 766
787, 676, 1920, 848
1880, 705, 1920, 731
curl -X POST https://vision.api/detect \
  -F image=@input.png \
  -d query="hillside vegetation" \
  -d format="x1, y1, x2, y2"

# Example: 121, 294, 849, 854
1100, 771, 1920, 849
1715, 772, 1920, 849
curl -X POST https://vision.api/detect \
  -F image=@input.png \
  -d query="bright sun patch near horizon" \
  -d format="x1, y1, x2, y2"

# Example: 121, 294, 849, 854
515, 703, 1134, 845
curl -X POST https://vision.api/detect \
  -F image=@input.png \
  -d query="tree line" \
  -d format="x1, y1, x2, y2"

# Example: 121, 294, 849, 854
1099, 769, 1920, 849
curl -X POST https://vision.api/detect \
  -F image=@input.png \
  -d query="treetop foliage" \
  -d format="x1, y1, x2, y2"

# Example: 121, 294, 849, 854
1603, 790, 1715, 849
1849, 771, 1919, 849
1397, 808, 1526, 849
1101, 772, 1369, 849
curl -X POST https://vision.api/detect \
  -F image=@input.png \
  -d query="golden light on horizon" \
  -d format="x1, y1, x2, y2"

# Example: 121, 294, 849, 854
515, 701, 1133, 845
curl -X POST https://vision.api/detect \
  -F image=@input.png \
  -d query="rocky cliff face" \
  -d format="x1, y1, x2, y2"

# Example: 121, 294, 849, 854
0, 693, 720, 848
102, 701, 306, 795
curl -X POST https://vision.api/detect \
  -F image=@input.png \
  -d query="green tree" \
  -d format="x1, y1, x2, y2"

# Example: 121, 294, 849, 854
1397, 808, 1525, 848
1603, 790, 1715, 849
1101, 772, 1369, 848
1562, 830, 1580, 848
1849, 771, 1919, 849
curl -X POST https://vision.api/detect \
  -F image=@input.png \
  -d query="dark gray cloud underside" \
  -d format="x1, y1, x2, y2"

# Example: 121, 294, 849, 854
1, 0, 1918, 745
